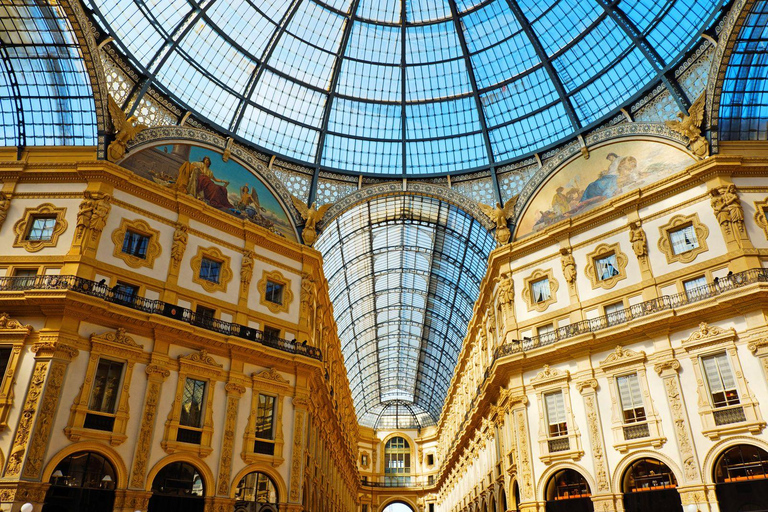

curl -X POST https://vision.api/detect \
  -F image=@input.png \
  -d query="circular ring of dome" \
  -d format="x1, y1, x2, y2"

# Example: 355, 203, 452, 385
86, 0, 724, 177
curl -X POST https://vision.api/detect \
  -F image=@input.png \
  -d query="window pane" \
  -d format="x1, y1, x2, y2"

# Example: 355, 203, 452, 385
531, 278, 550, 303
265, 281, 284, 304
88, 359, 124, 413
122, 231, 149, 258
684, 276, 708, 299
670, 225, 699, 254
595, 254, 619, 280
199, 258, 221, 283
255, 394, 276, 439
702, 353, 740, 407
26, 217, 56, 241
180, 378, 206, 427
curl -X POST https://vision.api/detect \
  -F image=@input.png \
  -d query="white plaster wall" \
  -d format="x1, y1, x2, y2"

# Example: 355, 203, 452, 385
177, 233, 242, 304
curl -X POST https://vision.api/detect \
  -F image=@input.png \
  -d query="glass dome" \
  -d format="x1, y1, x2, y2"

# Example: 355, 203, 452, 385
86, 0, 722, 177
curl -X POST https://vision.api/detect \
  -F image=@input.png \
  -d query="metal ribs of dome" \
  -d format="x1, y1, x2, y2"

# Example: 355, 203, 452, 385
85, 0, 724, 182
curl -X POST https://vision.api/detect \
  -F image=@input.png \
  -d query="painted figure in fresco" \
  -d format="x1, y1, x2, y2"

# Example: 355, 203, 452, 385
176, 156, 233, 209
580, 153, 620, 202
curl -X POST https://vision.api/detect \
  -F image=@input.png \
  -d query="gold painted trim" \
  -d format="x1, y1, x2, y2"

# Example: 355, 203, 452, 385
257, 270, 293, 314
522, 269, 559, 312
585, 242, 628, 290
190, 246, 232, 294
657, 213, 710, 264
754, 197, 768, 240
111, 218, 162, 269
12, 203, 68, 253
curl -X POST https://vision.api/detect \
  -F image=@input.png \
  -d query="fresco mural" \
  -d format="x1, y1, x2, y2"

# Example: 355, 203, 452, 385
516, 140, 696, 238
121, 144, 297, 241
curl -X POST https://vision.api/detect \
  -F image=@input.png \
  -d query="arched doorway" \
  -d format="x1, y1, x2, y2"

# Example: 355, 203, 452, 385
500, 488, 508, 512
42, 451, 116, 512
622, 458, 681, 512
148, 461, 205, 512
234, 471, 279, 511
384, 437, 411, 486
713, 444, 768, 512
544, 469, 593, 512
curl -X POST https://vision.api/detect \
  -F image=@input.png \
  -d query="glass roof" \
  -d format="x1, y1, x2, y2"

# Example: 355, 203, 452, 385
315, 195, 495, 428
86, 0, 722, 176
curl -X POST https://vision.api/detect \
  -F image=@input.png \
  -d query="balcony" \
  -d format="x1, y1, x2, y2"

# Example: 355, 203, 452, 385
0, 275, 322, 360
361, 476, 436, 489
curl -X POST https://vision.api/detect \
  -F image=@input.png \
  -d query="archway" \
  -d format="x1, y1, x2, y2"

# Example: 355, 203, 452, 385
382, 502, 415, 512
621, 458, 681, 512
713, 444, 768, 512
41, 451, 116, 512
544, 469, 593, 512
148, 461, 205, 512
234, 471, 279, 511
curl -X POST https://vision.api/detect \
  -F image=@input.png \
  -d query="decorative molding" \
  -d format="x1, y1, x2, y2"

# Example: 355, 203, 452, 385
5, 361, 48, 477
599, 345, 646, 371
661, 373, 700, 482
754, 197, 768, 239
23, 360, 66, 479
129, 362, 170, 488
111, 217, 162, 269
681, 322, 736, 351
530, 365, 569, 388
190, 246, 232, 294
657, 213, 709, 264
584, 242, 628, 290
215, 391, 243, 496
522, 268, 559, 312
12, 203, 68, 252
253, 368, 290, 386
257, 270, 293, 315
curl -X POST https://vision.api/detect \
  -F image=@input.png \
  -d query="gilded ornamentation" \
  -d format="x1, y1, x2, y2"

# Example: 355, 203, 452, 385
560, 247, 576, 284
293, 396, 311, 408
599, 345, 646, 370
107, 94, 148, 162
658, 213, 710, 263
75, 191, 95, 241
145, 364, 171, 379
299, 273, 315, 327
629, 221, 647, 259
654, 359, 681, 375
477, 196, 518, 245
257, 270, 293, 314
497, 273, 514, 307
662, 375, 699, 482
291, 196, 332, 246
240, 250, 254, 289
684, 322, 733, 344
89, 194, 112, 241
522, 268, 559, 312
753, 197, 768, 240
583, 394, 609, 492
0, 192, 11, 230
95, 327, 143, 348
5, 361, 48, 476
111, 217, 162, 269
290, 409, 305, 501
530, 364, 568, 385
182, 349, 223, 368
216, 393, 241, 496
170, 223, 188, 268
23, 361, 66, 478
0, 313, 30, 331
13, 203, 68, 252
515, 409, 533, 499
255, 368, 289, 384
665, 92, 708, 157
30, 341, 79, 359
130, 379, 162, 488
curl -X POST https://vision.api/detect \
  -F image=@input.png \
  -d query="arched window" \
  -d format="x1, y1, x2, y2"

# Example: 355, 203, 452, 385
545, 469, 593, 512
42, 451, 116, 512
622, 458, 681, 512
384, 437, 411, 486
148, 461, 204, 512
713, 444, 768, 512
235, 471, 279, 510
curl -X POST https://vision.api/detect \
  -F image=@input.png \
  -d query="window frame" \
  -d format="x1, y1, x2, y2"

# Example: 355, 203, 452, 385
258, 270, 294, 314
523, 269, 559, 312
585, 242, 628, 290
530, 365, 583, 463
13, 203, 68, 252
658, 213, 709, 264
243, 368, 290, 465
191, 246, 233, 293
111, 218, 162, 269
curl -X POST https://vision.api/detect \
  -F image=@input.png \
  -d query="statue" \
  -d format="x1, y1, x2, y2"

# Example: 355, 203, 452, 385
710, 187, 730, 229
560, 248, 576, 284
497, 273, 514, 306
170, 223, 188, 268
107, 95, 147, 162
240, 251, 254, 287
723, 184, 745, 233
665, 93, 708, 157
75, 191, 95, 240
0, 192, 10, 230
629, 221, 647, 258
300, 273, 315, 325
478, 195, 518, 245
291, 196, 332, 246
89, 194, 111, 240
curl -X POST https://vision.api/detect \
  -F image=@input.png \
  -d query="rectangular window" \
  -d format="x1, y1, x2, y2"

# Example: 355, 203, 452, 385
199, 258, 222, 283
684, 276, 708, 300
121, 230, 150, 258
617, 373, 646, 423
13, 268, 38, 288
265, 280, 284, 304
670, 224, 699, 254
0, 347, 12, 380
531, 278, 551, 303
113, 282, 139, 303
544, 391, 568, 437
702, 353, 740, 408
595, 253, 620, 281
427, 454, 434, 466
263, 325, 281, 341
605, 301, 627, 325
538, 323, 556, 343
179, 378, 206, 428
26, 217, 56, 241
88, 359, 124, 414
255, 394, 276, 440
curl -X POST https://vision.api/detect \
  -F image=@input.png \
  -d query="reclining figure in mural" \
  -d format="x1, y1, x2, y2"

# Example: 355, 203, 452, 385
175, 156, 233, 210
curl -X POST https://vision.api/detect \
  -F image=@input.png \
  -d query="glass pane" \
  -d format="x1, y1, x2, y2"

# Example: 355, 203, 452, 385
26, 217, 56, 241
255, 394, 276, 439
531, 278, 550, 303
88, 359, 124, 413
199, 258, 221, 283
595, 254, 619, 281
180, 378, 206, 428
122, 231, 149, 258
669, 225, 699, 254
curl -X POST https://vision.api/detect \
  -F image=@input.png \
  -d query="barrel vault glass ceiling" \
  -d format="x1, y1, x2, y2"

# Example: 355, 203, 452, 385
85, 0, 723, 177
315, 195, 495, 428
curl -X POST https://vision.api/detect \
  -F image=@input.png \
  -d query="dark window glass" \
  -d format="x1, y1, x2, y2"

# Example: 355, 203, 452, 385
47, 451, 116, 489
234, 471, 279, 504
26, 217, 56, 241
151, 461, 204, 496
255, 394, 276, 440
113, 282, 138, 303
0, 347, 12, 380
263, 326, 280, 340
265, 280, 284, 304
179, 378, 206, 428
88, 359, 124, 414
199, 258, 221, 283
714, 444, 768, 482
623, 458, 677, 492
121, 230, 150, 258
545, 469, 591, 500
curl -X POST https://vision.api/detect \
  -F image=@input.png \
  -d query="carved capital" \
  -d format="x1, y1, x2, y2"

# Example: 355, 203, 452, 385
654, 359, 681, 375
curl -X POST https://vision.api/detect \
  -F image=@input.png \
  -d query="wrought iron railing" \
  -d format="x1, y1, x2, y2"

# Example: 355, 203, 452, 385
361, 476, 436, 488
495, 268, 768, 358
713, 405, 747, 426
0, 275, 322, 360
